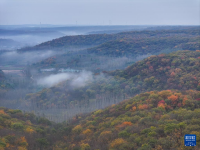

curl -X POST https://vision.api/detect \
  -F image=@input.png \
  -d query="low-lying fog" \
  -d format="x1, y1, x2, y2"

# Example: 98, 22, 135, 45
37, 71, 93, 88
0, 25, 155, 122
0, 50, 62, 66
0, 25, 150, 50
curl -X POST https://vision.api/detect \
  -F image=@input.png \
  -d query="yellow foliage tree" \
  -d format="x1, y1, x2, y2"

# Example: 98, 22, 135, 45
82, 129, 92, 135
158, 90, 172, 99
100, 131, 112, 137
25, 127, 35, 134
72, 125, 82, 134
110, 138, 126, 148
80, 143, 90, 150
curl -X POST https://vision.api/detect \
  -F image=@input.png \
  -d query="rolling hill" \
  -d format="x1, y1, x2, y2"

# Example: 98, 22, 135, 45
1, 89, 200, 149
29, 27, 200, 72
24, 50, 200, 122
0, 107, 56, 150
18, 26, 200, 52
0, 27, 200, 149
59, 90, 200, 150
87, 36, 200, 57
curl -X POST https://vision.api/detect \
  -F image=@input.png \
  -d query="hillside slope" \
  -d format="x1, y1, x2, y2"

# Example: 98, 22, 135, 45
25, 50, 200, 122
18, 26, 199, 52
110, 50, 200, 92
62, 90, 200, 150
0, 108, 57, 150
18, 34, 115, 52
28, 27, 200, 72
1, 90, 200, 149
87, 36, 200, 57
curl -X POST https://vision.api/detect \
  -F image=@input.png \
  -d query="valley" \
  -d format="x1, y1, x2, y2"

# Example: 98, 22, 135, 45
0, 25, 200, 150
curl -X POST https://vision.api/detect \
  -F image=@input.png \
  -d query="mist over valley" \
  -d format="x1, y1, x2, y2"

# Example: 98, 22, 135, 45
0, 26, 199, 117
0, 25, 200, 149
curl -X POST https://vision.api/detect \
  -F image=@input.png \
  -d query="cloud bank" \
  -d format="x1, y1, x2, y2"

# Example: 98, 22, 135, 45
37, 71, 93, 88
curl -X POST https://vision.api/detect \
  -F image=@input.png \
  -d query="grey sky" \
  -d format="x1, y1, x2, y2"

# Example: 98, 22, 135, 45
0, 0, 200, 25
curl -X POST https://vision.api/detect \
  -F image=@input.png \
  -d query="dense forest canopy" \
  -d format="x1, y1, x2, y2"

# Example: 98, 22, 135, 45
22, 50, 200, 122
0, 89, 200, 149
25, 27, 200, 74
18, 26, 199, 52
0, 25, 200, 150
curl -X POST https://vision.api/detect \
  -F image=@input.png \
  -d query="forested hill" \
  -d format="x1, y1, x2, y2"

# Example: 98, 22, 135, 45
1, 90, 200, 149
29, 27, 199, 71
0, 108, 56, 150
25, 50, 200, 119
59, 90, 200, 150
18, 26, 200, 52
87, 36, 200, 56
110, 50, 200, 91
18, 34, 115, 51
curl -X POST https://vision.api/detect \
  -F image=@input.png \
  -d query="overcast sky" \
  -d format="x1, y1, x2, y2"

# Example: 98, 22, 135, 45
0, 0, 200, 25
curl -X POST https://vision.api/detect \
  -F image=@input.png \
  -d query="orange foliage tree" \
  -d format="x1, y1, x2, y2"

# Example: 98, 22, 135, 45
138, 104, 148, 110
132, 106, 137, 112
168, 95, 178, 105
116, 121, 133, 130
